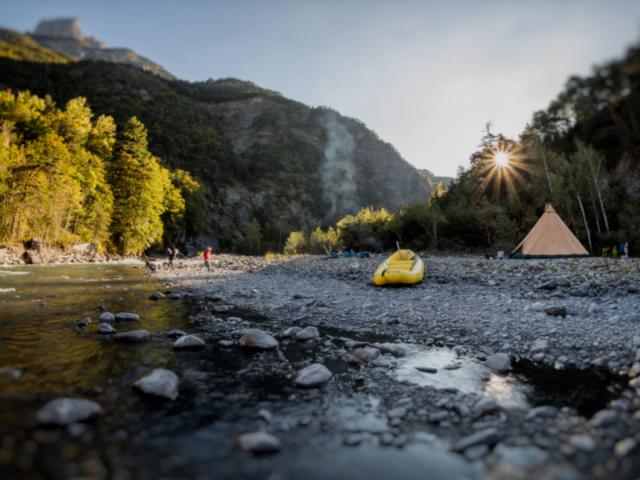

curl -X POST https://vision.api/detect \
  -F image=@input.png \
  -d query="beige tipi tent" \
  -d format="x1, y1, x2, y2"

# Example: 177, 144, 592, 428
512, 204, 589, 257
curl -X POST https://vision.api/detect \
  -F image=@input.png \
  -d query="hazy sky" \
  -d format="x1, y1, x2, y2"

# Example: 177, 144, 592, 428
5, 0, 640, 176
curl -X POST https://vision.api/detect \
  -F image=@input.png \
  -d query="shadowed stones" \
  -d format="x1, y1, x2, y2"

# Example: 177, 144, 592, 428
37, 398, 103, 426
294, 363, 333, 388
97, 323, 116, 334
114, 312, 140, 322
236, 431, 281, 454
173, 334, 205, 350
133, 368, 179, 400
98, 311, 115, 322
296, 326, 320, 341
239, 329, 279, 349
149, 291, 165, 300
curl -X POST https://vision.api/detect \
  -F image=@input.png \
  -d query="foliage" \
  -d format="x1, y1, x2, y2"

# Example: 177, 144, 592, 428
284, 231, 307, 255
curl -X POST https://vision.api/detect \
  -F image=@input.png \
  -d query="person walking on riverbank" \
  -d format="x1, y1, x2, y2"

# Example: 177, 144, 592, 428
203, 246, 213, 272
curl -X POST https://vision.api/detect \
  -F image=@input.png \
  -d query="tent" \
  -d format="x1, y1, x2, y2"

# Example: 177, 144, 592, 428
512, 203, 589, 258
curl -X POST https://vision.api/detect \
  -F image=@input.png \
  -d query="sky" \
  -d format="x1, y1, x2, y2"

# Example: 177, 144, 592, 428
4, 0, 640, 177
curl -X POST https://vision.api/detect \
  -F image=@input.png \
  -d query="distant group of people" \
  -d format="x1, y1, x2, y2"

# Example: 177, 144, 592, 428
164, 245, 214, 272
602, 242, 629, 258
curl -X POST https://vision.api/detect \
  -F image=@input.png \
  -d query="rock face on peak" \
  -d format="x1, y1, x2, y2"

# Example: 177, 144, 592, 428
30, 18, 174, 79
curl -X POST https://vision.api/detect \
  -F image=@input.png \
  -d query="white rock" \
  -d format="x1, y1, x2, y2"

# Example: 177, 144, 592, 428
97, 323, 116, 334
37, 398, 103, 426
239, 329, 279, 349
237, 431, 281, 453
133, 368, 179, 400
294, 363, 333, 388
296, 326, 320, 341
173, 335, 205, 350
283, 326, 302, 337
114, 312, 140, 322
98, 312, 115, 322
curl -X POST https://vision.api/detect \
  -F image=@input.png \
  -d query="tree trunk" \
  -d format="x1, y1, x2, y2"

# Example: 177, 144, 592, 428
588, 185, 601, 234
585, 154, 610, 233
576, 192, 592, 252
542, 150, 553, 196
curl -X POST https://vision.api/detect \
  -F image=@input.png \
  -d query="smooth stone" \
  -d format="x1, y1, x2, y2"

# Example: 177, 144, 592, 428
569, 434, 596, 452
173, 335, 205, 350
0, 367, 23, 379
37, 398, 103, 426
294, 363, 333, 388
149, 291, 165, 300
257, 409, 273, 423
485, 353, 511, 373
629, 377, 640, 389
416, 366, 438, 373
544, 306, 567, 317
165, 329, 186, 338
387, 407, 408, 419
114, 312, 140, 322
530, 339, 548, 352
98, 312, 115, 323
239, 329, 279, 349
296, 326, 320, 341
283, 326, 302, 337
525, 405, 558, 420
452, 428, 500, 452
350, 347, 381, 365
114, 330, 150, 343
218, 340, 235, 348
474, 398, 500, 417
97, 323, 116, 334
614, 438, 637, 457
169, 293, 181, 299
133, 368, 179, 400
589, 409, 618, 427
237, 431, 281, 453
464, 444, 489, 460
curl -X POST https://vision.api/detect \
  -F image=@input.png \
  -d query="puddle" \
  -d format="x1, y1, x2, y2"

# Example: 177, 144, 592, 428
391, 345, 626, 416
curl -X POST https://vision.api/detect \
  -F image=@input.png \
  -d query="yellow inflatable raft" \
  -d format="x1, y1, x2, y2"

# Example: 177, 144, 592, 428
372, 249, 425, 286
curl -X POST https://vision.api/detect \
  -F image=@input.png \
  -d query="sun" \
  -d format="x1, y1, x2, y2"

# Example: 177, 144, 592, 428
493, 150, 511, 167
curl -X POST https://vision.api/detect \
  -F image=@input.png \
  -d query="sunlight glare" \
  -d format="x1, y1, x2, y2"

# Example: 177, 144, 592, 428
494, 151, 510, 167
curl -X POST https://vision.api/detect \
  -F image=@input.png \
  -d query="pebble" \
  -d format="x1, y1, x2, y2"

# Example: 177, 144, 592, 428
544, 306, 567, 317
165, 329, 186, 338
350, 347, 381, 365
525, 405, 558, 420
149, 291, 165, 300
569, 434, 596, 452
283, 326, 302, 337
133, 368, 179, 400
76, 317, 92, 328
114, 312, 140, 322
588, 409, 618, 428
37, 398, 103, 426
218, 340, 235, 348
173, 335, 206, 350
236, 431, 281, 453
98, 312, 115, 322
294, 363, 333, 388
114, 330, 150, 343
452, 428, 500, 452
485, 353, 511, 372
415, 366, 438, 373
169, 293, 181, 299
614, 437, 637, 457
97, 323, 116, 334
296, 326, 320, 341
239, 329, 279, 349
257, 409, 273, 423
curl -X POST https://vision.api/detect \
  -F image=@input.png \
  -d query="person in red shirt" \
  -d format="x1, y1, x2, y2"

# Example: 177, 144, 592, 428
203, 246, 213, 272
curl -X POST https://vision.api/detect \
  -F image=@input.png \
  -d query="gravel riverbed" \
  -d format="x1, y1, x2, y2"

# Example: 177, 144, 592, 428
155, 254, 640, 479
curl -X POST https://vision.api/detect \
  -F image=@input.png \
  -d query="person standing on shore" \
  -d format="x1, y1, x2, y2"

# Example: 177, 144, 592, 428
203, 246, 213, 272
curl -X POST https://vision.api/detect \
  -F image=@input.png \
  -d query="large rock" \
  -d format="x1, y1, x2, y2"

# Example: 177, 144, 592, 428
114, 330, 150, 343
236, 431, 281, 453
485, 353, 511, 373
294, 363, 333, 388
296, 326, 320, 341
114, 312, 140, 322
98, 312, 115, 323
173, 335, 205, 350
239, 329, 279, 349
133, 369, 179, 400
37, 398, 103, 426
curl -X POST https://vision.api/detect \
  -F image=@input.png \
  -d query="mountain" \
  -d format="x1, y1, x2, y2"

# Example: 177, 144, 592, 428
0, 27, 69, 63
420, 169, 454, 187
29, 18, 175, 79
0, 22, 432, 251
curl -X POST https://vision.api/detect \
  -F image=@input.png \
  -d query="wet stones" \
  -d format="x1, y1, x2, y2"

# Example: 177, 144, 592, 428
133, 368, 179, 400
569, 434, 596, 452
236, 431, 281, 453
530, 339, 548, 353
114, 312, 140, 322
114, 330, 150, 343
165, 329, 186, 338
589, 409, 618, 428
173, 334, 205, 350
283, 326, 302, 337
37, 398, 103, 426
76, 317, 92, 328
525, 405, 558, 420
415, 366, 438, 373
296, 326, 320, 341
98, 311, 115, 322
485, 353, 511, 373
218, 340, 235, 348
294, 363, 332, 388
544, 306, 568, 317
97, 323, 116, 334
149, 291, 165, 300
239, 329, 279, 349
614, 437, 637, 457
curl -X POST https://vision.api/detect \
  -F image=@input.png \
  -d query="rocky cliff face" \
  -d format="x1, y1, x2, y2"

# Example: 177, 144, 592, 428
30, 18, 174, 79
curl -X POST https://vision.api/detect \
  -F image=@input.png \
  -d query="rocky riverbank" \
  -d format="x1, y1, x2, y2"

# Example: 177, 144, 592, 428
0, 242, 132, 265
154, 254, 640, 479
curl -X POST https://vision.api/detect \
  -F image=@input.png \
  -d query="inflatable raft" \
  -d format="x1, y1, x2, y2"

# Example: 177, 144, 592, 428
372, 249, 425, 286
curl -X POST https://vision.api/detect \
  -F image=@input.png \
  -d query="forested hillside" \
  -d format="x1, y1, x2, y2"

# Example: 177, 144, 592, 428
0, 22, 434, 253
